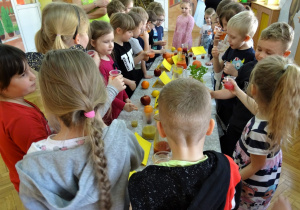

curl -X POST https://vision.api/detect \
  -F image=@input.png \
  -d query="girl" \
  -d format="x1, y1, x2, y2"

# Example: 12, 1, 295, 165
111, 13, 144, 97
27, 2, 125, 117
0, 44, 51, 192
229, 55, 300, 209
16, 49, 144, 209
172, 0, 194, 49
120, 0, 134, 13
89, 20, 138, 125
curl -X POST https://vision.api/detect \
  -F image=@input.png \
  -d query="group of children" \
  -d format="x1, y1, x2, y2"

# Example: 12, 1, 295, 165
0, 0, 300, 209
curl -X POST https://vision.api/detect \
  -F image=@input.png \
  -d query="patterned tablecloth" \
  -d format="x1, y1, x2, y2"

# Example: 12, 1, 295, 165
118, 54, 220, 167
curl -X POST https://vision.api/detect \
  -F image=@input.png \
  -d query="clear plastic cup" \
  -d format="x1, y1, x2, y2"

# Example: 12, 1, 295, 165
87, 50, 96, 57
152, 151, 172, 164
109, 70, 121, 79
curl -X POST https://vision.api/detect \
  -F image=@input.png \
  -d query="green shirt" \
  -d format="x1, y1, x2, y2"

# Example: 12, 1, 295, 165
157, 155, 208, 167
81, 0, 110, 22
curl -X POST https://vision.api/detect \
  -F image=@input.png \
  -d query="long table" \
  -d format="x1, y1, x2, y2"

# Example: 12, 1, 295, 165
118, 54, 221, 167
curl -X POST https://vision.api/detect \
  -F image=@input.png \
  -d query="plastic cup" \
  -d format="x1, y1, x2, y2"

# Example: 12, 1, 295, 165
223, 76, 235, 90
152, 151, 172, 164
213, 26, 221, 34
109, 70, 121, 79
148, 52, 155, 58
219, 32, 227, 40
87, 50, 96, 57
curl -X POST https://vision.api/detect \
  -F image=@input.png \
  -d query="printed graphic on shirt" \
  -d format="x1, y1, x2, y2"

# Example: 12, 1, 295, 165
152, 28, 158, 50
121, 49, 134, 72
231, 57, 245, 70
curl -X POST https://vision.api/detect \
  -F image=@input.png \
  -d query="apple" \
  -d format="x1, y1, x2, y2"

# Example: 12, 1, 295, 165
154, 68, 161, 77
140, 95, 151, 105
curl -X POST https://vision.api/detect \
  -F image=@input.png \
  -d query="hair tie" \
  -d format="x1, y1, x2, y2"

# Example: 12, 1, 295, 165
84, 110, 95, 118
284, 63, 292, 70
56, 34, 61, 37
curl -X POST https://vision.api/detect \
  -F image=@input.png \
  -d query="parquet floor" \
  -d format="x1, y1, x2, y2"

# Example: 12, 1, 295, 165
0, 31, 299, 210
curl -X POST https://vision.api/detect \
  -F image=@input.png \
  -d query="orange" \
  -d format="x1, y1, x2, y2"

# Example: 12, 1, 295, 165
163, 52, 172, 59
141, 81, 150, 89
144, 105, 153, 113
177, 47, 182, 52
192, 60, 202, 68
166, 58, 173, 64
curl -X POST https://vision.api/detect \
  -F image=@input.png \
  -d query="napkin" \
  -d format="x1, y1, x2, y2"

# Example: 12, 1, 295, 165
191, 46, 206, 56
134, 132, 152, 165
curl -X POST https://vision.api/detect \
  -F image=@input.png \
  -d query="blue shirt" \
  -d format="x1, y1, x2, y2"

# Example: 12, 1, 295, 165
152, 26, 164, 50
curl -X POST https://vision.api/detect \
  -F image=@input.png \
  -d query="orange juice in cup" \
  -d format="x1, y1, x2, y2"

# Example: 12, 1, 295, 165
148, 52, 155, 58
219, 32, 227, 40
109, 70, 121, 79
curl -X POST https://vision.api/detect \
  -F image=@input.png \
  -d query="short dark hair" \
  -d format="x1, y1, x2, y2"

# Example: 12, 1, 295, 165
0, 44, 27, 91
107, 0, 125, 18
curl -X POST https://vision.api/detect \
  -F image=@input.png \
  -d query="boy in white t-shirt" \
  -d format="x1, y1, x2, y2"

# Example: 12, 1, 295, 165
198, 8, 215, 49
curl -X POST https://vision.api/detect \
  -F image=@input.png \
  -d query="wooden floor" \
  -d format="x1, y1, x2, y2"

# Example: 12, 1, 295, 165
0, 31, 299, 210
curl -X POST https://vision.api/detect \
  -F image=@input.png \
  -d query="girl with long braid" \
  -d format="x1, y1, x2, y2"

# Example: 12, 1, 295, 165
16, 49, 144, 210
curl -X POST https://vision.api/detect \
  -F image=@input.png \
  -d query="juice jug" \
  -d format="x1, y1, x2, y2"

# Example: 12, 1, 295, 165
153, 114, 171, 154
171, 65, 183, 80
142, 105, 156, 140
176, 50, 187, 69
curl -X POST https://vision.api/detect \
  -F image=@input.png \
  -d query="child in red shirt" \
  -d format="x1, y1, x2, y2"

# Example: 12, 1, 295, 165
0, 44, 51, 191
89, 21, 138, 125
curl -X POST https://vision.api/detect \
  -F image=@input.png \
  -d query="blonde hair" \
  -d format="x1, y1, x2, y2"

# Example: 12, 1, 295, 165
110, 13, 135, 31
249, 55, 300, 146
227, 10, 258, 38
158, 78, 211, 143
128, 11, 143, 27
130, 7, 149, 22
153, 5, 165, 16
107, 0, 125, 17
88, 21, 113, 50
35, 2, 89, 54
205, 8, 215, 16
147, 2, 162, 11
260, 22, 294, 51
39, 49, 111, 209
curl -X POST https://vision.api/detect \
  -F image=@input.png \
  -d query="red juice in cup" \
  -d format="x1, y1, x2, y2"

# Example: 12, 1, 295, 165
87, 50, 96, 57
154, 141, 171, 154
224, 81, 234, 90
109, 70, 121, 79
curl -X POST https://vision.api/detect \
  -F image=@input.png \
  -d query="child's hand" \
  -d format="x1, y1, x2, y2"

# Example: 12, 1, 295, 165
127, 80, 136, 91
159, 49, 166, 54
141, 31, 149, 41
125, 98, 131, 103
144, 74, 153, 79
95, 0, 109, 7
224, 62, 238, 77
123, 103, 138, 112
214, 31, 223, 42
212, 46, 219, 58
205, 59, 213, 66
222, 77, 239, 95
92, 53, 101, 68
108, 75, 126, 92
157, 40, 166, 46
142, 51, 150, 61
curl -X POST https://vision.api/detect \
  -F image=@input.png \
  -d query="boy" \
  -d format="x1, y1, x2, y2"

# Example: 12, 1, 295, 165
211, 22, 294, 157
119, 0, 134, 13
151, 6, 166, 51
198, 8, 215, 49
212, 11, 257, 128
206, 12, 220, 65
128, 78, 242, 210
107, 0, 125, 18
128, 11, 152, 79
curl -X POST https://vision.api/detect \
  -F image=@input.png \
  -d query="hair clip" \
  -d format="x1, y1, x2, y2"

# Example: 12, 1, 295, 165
284, 63, 292, 70
56, 34, 61, 37
84, 110, 95, 118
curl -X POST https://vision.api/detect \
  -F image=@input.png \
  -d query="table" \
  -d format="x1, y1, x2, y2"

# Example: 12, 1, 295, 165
118, 54, 221, 167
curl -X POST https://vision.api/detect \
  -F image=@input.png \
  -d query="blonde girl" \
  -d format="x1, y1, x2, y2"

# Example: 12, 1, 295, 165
16, 49, 144, 210
172, 0, 194, 49
229, 55, 300, 209
89, 20, 138, 125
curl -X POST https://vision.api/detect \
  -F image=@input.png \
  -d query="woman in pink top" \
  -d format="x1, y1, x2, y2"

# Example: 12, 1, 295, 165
172, 1, 195, 49
89, 20, 138, 125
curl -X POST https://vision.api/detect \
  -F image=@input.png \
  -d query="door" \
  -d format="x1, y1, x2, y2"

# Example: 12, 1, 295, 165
10, 0, 41, 52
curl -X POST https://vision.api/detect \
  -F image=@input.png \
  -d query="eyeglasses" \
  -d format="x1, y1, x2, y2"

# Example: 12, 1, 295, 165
157, 19, 165, 22
72, 6, 81, 40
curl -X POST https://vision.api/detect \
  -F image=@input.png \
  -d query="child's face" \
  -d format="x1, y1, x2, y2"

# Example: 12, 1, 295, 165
121, 29, 133, 42
227, 27, 246, 50
156, 15, 165, 26
255, 39, 286, 61
92, 32, 114, 56
180, 3, 190, 16
205, 14, 212, 25
133, 21, 144, 38
211, 16, 220, 30
148, 21, 157, 30
221, 18, 228, 32
2, 64, 36, 98
125, 2, 134, 13
141, 20, 147, 33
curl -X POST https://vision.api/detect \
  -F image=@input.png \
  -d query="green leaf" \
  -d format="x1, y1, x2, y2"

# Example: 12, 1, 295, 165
187, 64, 208, 82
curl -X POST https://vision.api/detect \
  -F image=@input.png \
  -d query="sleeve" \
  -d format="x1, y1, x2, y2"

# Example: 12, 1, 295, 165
184, 16, 195, 42
26, 52, 44, 72
246, 129, 270, 156
99, 65, 109, 85
161, 27, 164, 38
100, 85, 119, 117
129, 38, 143, 55
123, 90, 129, 101
149, 31, 154, 47
126, 129, 144, 170
10, 115, 49, 153
112, 97, 126, 111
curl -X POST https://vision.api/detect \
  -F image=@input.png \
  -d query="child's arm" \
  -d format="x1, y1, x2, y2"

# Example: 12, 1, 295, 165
239, 154, 267, 180
84, 7, 107, 19
198, 33, 202, 46
124, 78, 136, 91
141, 60, 152, 79
141, 31, 150, 52
152, 49, 166, 55
227, 78, 258, 115
212, 46, 224, 73
224, 62, 238, 77
134, 51, 149, 65
210, 89, 235, 100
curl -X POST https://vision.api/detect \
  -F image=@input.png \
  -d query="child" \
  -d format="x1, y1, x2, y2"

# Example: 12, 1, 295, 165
128, 78, 242, 209
198, 8, 215, 49
147, 2, 162, 11
0, 44, 51, 192
27, 2, 124, 118
206, 12, 220, 66
151, 6, 166, 51
111, 13, 147, 97
228, 55, 300, 209
89, 20, 138, 125
119, 0, 133, 13
107, 0, 125, 18
128, 11, 152, 79
212, 11, 257, 127
172, 0, 194, 49
16, 49, 144, 209
211, 22, 294, 157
